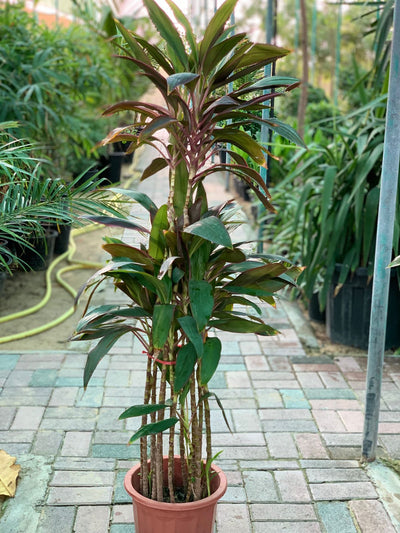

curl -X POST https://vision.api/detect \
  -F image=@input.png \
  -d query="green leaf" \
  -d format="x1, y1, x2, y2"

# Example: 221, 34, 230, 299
236, 75, 299, 95
175, 343, 197, 391
128, 417, 179, 443
184, 216, 232, 248
200, 337, 221, 385
102, 243, 154, 270
173, 160, 189, 217
140, 116, 177, 140
119, 403, 169, 419
158, 256, 180, 279
108, 188, 158, 219
389, 255, 400, 268
212, 129, 266, 165
178, 316, 204, 357
141, 157, 168, 182
82, 215, 149, 234
165, 0, 198, 59
210, 316, 278, 335
228, 262, 287, 287
200, 0, 238, 59
149, 204, 168, 261
363, 186, 380, 265
114, 19, 150, 64
189, 280, 214, 331
167, 73, 199, 93
83, 328, 129, 387
142, 0, 188, 69
152, 304, 175, 349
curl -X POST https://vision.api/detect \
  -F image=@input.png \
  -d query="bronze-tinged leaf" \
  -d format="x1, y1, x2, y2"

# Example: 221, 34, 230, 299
0, 450, 20, 498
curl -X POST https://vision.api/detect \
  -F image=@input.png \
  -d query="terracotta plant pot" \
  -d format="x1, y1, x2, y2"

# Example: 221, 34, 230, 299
124, 456, 227, 533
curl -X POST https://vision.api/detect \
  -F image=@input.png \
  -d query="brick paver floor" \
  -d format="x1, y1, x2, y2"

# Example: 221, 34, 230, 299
1, 146, 399, 532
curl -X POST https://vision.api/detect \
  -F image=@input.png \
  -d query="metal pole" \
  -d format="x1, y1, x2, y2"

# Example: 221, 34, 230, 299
362, 0, 400, 461
257, 0, 274, 252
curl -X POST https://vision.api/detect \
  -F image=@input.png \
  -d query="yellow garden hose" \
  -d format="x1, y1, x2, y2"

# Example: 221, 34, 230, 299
0, 226, 104, 344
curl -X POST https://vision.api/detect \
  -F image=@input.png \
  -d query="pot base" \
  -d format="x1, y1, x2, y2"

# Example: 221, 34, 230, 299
124, 456, 227, 533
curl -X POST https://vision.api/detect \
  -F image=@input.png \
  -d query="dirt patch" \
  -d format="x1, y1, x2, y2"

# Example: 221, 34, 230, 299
0, 226, 121, 352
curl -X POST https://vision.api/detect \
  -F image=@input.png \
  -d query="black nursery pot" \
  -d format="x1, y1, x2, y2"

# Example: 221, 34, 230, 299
19, 229, 58, 271
326, 264, 400, 350
52, 223, 72, 255
308, 292, 326, 323
109, 152, 124, 183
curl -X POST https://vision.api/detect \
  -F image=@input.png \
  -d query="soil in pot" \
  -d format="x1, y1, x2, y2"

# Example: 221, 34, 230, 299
124, 456, 227, 533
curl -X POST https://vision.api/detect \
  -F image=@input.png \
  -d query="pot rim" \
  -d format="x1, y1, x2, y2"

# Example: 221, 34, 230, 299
124, 458, 227, 511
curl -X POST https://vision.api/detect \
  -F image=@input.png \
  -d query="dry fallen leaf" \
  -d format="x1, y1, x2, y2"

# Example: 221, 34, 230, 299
0, 450, 21, 498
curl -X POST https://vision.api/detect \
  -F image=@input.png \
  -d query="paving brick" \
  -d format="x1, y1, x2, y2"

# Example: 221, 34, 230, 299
0, 430, 34, 442
275, 470, 310, 502
37, 506, 76, 533
349, 499, 396, 533
253, 522, 322, 533
40, 417, 96, 431
222, 485, 247, 503
338, 410, 365, 432
295, 433, 329, 459
293, 364, 338, 372
378, 422, 400, 433
307, 468, 368, 483
266, 433, 298, 459
380, 435, 400, 456
112, 505, 133, 523
245, 355, 269, 370
11, 405, 45, 430
269, 357, 292, 371
32, 430, 63, 455
251, 371, 294, 381
5, 370, 34, 387
61, 431, 92, 456
262, 419, 317, 433
243, 470, 279, 502
310, 482, 377, 501
300, 459, 361, 468
74, 506, 111, 533
226, 371, 251, 388
92, 444, 140, 460
296, 372, 324, 388
232, 409, 262, 432
305, 389, 356, 400
280, 389, 310, 409
312, 410, 347, 432
213, 433, 265, 447
47, 486, 113, 505
239, 460, 299, 470
255, 390, 283, 408
255, 380, 300, 389
250, 503, 316, 521
49, 387, 78, 406
51, 470, 114, 486
30, 369, 58, 387
319, 371, 349, 388
0, 354, 19, 369
76, 387, 104, 407
334, 357, 362, 372
259, 408, 312, 420
0, 406, 15, 429
54, 457, 116, 471
216, 503, 251, 533
214, 446, 268, 460
322, 433, 363, 446
317, 502, 357, 533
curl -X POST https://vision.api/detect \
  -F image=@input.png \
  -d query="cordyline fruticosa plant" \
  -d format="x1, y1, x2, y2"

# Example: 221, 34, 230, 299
73, 0, 304, 504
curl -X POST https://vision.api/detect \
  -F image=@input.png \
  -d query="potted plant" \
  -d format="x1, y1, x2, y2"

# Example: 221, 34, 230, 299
72, 1, 303, 531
